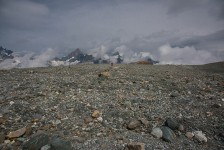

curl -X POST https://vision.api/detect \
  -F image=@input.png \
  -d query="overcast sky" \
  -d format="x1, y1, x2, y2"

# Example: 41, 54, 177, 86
0, 0, 224, 64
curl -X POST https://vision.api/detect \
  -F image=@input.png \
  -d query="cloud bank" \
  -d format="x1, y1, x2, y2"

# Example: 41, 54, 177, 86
158, 44, 220, 65
0, 48, 57, 68
0, 0, 224, 67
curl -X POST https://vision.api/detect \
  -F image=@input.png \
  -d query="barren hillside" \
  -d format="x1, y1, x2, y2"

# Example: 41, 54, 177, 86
0, 64, 223, 150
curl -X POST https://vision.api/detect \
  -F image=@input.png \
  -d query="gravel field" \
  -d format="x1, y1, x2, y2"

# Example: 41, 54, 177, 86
0, 63, 223, 150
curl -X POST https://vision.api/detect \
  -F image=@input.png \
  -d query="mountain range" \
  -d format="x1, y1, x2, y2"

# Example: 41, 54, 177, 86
49, 48, 158, 66
0, 46, 14, 62
0, 46, 159, 68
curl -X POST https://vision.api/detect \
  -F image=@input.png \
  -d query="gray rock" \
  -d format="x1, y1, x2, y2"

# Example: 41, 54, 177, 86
161, 126, 176, 142
126, 142, 145, 150
178, 124, 184, 131
219, 133, 224, 142
41, 144, 51, 150
17, 137, 26, 142
165, 118, 179, 130
219, 133, 224, 138
170, 91, 179, 97
23, 133, 49, 150
49, 137, 72, 150
151, 127, 163, 139
139, 118, 150, 126
193, 131, 207, 142
185, 132, 194, 139
212, 103, 221, 108
127, 120, 141, 130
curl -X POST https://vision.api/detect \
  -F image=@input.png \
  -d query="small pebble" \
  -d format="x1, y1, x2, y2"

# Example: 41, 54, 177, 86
139, 118, 150, 126
92, 110, 100, 118
185, 132, 194, 139
194, 131, 207, 142
54, 119, 61, 125
127, 120, 141, 130
212, 103, 221, 108
17, 138, 26, 142
177, 113, 183, 119
96, 133, 102, 136
178, 124, 184, 131
41, 144, 51, 150
151, 127, 163, 139
126, 142, 145, 150
7, 127, 26, 138
9, 101, 14, 105
97, 116, 103, 122
4, 140, 11, 144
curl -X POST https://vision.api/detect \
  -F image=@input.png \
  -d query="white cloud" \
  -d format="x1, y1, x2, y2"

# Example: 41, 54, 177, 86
88, 44, 156, 63
88, 45, 108, 59
49, 60, 80, 67
0, 48, 57, 68
24, 48, 57, 68
158, 44, 220, 65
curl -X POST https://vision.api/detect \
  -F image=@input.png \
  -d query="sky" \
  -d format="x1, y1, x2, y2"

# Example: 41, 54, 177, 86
0, 0, 224, 66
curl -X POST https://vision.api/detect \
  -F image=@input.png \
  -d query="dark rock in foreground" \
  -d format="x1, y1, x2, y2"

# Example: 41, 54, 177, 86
165, 118, 179, 130
23, 133, 49, 150
161, 126, 176, 142
49, 137, 72, 150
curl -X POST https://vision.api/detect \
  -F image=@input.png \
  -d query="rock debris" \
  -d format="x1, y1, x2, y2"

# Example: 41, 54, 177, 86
0, 64, 223, 149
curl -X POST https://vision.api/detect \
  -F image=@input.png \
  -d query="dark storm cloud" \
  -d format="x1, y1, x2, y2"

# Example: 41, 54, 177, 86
165, 0, 203, 14
173, 29, 224, 61
173, 29, 224, 49
209, 0, 224, 20
165, 0, 224, 20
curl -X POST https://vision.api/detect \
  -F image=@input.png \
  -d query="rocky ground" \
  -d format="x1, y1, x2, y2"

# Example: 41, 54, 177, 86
0, 63, 223, 150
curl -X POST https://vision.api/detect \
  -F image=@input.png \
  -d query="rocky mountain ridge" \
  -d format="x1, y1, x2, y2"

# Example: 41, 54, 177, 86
0, 46, 14, 62
0, 46, 158, 68
49, 48, 158, 66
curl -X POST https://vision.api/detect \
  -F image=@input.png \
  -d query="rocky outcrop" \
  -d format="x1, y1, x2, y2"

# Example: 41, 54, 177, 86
49, 48, 94, 66
0, 46, 14, 62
